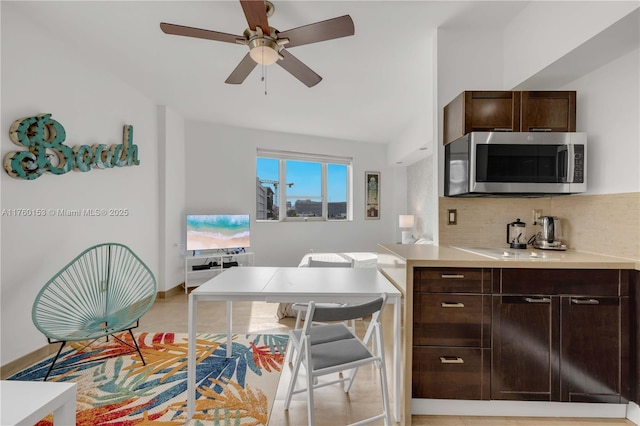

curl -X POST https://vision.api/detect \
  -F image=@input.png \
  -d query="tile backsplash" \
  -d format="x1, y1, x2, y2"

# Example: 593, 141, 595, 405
439, 192, 640, 261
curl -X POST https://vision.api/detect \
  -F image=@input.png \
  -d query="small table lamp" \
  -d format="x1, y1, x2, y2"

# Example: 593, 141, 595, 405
399, 215, 415, 244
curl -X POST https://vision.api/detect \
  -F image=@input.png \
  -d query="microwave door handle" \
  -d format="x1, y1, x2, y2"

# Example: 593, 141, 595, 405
566, 144, 574, 183
557, 146, 573, 183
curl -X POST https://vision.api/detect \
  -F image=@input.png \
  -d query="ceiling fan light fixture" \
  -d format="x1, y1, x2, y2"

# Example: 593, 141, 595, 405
160, 1, 355, 87
248, 38, 280, 65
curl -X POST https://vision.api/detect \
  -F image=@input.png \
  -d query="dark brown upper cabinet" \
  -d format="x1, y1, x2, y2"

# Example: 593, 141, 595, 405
443, 90, 576, 145
443, 91, 520, 145
520, 91, 576, 132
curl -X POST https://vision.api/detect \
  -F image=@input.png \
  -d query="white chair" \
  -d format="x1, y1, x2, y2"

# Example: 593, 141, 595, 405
307, 258, 354, 268
284, 295, 391, 426
284, 258, 355, 365
293, 258, 354, 328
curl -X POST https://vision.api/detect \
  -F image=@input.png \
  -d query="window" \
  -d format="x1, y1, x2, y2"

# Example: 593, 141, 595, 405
256, 149, 351, 221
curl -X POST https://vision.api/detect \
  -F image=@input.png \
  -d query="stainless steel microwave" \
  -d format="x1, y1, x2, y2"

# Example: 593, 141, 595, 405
445, 132, 587, 197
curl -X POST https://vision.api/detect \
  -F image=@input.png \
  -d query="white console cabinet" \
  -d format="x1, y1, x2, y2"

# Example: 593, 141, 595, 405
183, 251, 254, 293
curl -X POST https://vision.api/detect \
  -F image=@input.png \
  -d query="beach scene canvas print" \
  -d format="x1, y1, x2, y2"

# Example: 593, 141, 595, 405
186, 214, 250, 250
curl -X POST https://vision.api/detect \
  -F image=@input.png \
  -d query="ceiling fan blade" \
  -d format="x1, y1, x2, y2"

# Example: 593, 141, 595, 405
160, 22, 240, 44
240, 0, 270, 32
277, 50, 322, 88
225, 53, 258, 84
278, 15, 354, 48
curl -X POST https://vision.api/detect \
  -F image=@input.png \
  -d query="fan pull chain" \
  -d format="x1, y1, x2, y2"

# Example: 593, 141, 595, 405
261, 63, 268, 95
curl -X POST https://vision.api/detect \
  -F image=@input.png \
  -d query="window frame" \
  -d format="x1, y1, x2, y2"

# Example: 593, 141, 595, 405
256, 149, 352, 222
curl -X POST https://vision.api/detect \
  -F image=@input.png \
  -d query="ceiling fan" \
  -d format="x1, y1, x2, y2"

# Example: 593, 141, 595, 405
160, 0, 354, 88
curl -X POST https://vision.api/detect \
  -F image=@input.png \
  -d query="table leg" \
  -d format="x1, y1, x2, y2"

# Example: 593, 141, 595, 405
226, 300, 233, 358
187, 293, 197, 419
53, 391, 76, 426
393, 298, 401, 423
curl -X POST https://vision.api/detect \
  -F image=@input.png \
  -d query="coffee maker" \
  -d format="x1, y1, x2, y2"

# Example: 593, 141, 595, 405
506, 218, 527, 249
530, 216, 567, 250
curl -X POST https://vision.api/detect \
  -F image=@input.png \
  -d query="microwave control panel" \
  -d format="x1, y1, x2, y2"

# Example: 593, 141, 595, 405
573, 145, 584, 183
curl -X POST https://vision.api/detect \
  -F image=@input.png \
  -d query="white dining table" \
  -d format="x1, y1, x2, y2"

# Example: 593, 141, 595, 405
0, 380, 76, 425
186, 266, 403, 422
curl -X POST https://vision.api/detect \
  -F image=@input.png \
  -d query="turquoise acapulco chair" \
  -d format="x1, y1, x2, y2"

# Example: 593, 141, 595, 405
32, 243, 157, 380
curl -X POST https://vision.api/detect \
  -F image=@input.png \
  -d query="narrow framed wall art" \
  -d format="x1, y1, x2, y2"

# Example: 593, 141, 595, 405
365, 171, 380, 219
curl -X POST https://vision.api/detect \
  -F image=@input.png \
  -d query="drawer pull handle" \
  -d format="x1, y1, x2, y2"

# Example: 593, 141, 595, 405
530, 128, 552, 132
441, 274, 465, 279
440, 356, 464, 364
493, 128, 513, 132
441, 302, 465, 308
524, 297, 551, 304
571, 298, 600, 305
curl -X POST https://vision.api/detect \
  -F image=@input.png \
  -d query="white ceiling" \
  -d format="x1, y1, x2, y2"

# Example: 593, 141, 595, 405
6, 1, 530, 144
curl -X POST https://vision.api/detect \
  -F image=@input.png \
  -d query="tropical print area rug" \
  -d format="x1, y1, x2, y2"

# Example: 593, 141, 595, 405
8, 332, 288, 425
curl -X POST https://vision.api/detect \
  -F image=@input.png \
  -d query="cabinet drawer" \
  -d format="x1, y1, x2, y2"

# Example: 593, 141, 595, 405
413, 294, 491, 347
496, 268, 625, 296
415, 268, 490, 293
412, 346, 490, 400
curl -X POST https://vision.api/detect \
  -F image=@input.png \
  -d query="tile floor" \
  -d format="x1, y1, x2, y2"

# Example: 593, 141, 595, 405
140, 291, 635, 425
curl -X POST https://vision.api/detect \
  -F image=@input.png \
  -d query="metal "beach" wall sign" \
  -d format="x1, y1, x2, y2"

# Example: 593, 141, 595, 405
4, 113, 139, 180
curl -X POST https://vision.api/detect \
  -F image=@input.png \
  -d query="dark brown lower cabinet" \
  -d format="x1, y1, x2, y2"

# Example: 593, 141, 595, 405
560, 295, 628, 402
491, 295, 559, 401
412, 267, 491, 400
413, 267, 632, 404
491, 269, 630, 403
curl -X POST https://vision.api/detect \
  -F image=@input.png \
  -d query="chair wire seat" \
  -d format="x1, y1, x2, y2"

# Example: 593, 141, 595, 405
32, 243, 157, 380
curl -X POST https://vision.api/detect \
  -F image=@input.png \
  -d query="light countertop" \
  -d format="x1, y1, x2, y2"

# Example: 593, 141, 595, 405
378, 243, 639, 270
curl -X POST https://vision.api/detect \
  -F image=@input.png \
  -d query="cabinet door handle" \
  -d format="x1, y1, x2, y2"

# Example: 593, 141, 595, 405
440, 356, 464, 364
529, 128, 552, 132
571, 298, 600, 305
441, 302, 465, 308
493, 128, 513, 132
524, 297, 551, 303
441, 274, 465, 279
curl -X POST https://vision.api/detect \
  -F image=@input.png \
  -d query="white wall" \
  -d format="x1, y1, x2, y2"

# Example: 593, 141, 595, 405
1, 6, 161, 364
503, 1, 639, 90
388, 114, 432, 166
386, 32, 435, 244
407, 156, 435, 241
386, 31, 435, 167
157, 106, 186, 291
560, 49, 640, 194
387, 165, 408, 243
185, 121, 395, 267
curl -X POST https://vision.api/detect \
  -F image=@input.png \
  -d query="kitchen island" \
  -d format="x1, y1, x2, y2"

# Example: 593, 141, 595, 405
377, 243, 639, 426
